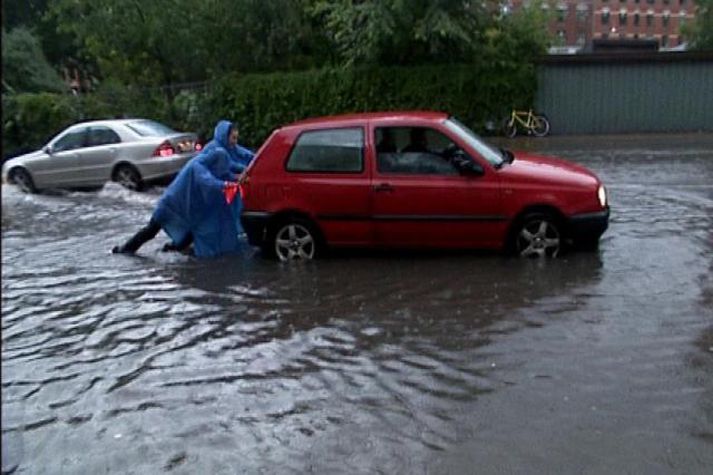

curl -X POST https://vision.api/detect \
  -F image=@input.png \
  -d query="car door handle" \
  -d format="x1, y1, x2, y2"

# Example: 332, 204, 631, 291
373, 183, 394, 193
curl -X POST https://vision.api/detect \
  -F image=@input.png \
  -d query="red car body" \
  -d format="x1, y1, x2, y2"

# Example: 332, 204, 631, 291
240, 112, 609, 259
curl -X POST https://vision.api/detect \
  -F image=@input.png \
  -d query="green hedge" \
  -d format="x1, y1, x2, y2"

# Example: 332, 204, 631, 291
2, 63, 536, 159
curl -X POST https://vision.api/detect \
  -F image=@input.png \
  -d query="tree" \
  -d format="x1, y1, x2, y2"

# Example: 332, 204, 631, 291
682, 0, 713, 50
1, 0, 48, 30
2, 27, 66, 93
47, 0, 326, 88
309, 0, 492, 66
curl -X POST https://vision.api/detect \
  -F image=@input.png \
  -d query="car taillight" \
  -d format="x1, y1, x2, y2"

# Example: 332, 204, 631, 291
152, 140, 175, 157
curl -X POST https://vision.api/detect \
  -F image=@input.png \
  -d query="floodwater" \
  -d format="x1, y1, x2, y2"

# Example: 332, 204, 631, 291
2, 135, 712, 474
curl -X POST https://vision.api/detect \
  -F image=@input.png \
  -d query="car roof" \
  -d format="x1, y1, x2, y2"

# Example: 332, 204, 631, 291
284, 111, 449, 130
68, 118, 151, 128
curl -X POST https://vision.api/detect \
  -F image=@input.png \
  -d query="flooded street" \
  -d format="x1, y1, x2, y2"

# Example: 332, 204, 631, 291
2, 134, 712, 474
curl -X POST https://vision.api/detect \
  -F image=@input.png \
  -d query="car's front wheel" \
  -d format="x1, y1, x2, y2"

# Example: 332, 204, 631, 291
512, 213, 562, 258
269, 218, 320, 261
113, 164, 143, 191
9, 168, 37, 193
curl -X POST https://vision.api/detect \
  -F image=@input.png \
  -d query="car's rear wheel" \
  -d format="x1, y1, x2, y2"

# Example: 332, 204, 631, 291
9, 168, 37, 193
512, 213, 562, 258
113, 164, 143, 191
269, 218, 320, 261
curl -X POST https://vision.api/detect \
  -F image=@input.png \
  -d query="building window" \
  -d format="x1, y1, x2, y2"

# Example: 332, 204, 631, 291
647, 0, 654, 4
577, 33, 586, 45
646, 10, 654, 27
634, 0, 640, 3
663, 0, 670, 4
662, 35, 669, 47
602, 8, 610, 24
634, 12, 640, 26
680, 0, 686, 5
663, 10, 670, 28
619, 9, 627, 25
556, 29, 566, 45
680, 11, 687, 28
557, 4, 567, 22
576, 4, 588, 21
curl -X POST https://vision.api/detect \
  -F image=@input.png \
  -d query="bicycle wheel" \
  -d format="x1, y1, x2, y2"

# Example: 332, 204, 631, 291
532, 115, 550, 137
503, 118, 517, 138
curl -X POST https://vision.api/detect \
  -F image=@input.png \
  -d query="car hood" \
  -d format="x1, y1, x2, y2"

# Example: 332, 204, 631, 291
6, 150, 44, 164
2, 150, 43, 174
498, 151, 599, 188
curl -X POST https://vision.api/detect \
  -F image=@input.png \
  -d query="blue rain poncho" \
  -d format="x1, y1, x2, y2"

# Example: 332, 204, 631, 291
151, 120, 254, 258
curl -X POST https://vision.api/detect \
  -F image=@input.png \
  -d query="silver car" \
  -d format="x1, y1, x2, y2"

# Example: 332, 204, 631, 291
2, 119, 199, 192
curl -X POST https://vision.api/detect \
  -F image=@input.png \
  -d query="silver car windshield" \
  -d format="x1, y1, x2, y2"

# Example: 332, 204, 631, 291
126, 120, 176, 137
443, 117, 504, 167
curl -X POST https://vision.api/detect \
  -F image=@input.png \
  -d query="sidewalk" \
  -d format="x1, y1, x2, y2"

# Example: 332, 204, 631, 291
489, 131, 713, 152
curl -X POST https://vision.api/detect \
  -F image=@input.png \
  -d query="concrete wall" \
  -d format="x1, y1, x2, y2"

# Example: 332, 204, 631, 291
535, 52, 713, 134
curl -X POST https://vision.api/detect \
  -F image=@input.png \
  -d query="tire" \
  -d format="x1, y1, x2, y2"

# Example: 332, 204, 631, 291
9, 168, 37, 193
268, 217, 321, 261
532, 115, 550, 137
113, 164, 143, 191
503, 118, 517, 138
511, 212, 562, 258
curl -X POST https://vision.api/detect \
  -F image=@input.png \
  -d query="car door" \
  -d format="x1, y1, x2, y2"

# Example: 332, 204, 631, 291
36, 128, 87, 187
283, 126, 373, 246
75, 126, 122, 186
371, 124, 504, 249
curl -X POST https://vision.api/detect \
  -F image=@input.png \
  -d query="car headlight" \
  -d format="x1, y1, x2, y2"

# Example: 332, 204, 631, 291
597, 185, 607, 208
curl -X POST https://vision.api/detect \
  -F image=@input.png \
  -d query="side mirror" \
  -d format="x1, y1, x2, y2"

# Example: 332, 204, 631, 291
42, 145, 53, 155
452, 150, 484, 176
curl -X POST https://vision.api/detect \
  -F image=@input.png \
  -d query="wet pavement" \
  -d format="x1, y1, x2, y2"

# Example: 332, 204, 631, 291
2, 134, 712, 474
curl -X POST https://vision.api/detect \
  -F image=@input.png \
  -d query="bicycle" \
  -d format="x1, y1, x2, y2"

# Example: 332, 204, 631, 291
503, 109, 550, 138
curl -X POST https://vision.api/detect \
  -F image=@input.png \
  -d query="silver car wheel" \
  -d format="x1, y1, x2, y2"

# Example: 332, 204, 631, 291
114, 165, 141, 191
274, 223, 315, 261
516, 218, 561, 258
10, 168, 36, 193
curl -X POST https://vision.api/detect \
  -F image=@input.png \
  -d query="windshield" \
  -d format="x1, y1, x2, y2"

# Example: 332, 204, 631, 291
443, 117, 504, 167
126, 120, 176, 137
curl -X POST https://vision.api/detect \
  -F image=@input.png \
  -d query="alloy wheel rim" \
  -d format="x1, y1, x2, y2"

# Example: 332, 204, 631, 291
14, 173, 33, 192
275, 224, 315, 261
517, 219, 560, 258
117, 169, 138, 190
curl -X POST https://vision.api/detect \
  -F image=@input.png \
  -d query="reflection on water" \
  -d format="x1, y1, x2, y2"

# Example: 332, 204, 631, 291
2, 139, 713, 473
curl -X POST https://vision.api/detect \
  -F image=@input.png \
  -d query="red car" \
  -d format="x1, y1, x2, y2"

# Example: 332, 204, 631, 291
240, 111, 609, 261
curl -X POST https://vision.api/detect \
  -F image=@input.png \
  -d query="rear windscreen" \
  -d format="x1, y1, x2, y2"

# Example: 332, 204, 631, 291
126, 120, 176, 137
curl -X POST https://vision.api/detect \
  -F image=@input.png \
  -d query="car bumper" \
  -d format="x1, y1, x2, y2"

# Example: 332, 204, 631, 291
135, 153, 195, 181
241, 211, 272, 247
567, 208, 609, 243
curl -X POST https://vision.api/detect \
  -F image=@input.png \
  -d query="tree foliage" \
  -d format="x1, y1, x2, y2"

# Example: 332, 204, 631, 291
2, 27, 66, 94
682, 0, 713, 50
309, 0, 491, 65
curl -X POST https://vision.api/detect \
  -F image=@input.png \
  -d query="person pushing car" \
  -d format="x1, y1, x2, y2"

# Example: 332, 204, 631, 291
112, 120, 254, 258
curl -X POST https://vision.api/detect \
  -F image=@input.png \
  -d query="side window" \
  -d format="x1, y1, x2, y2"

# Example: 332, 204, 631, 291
376, 127, 460, 176
286, 128, 363, 173
53, 129, 87, 152
87, 126, 121, 147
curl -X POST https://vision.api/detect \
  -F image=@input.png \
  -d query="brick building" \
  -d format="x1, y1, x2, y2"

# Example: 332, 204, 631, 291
509, 0, 697, 50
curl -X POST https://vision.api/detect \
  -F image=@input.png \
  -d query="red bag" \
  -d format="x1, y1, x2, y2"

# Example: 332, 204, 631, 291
223, 181, 238, 205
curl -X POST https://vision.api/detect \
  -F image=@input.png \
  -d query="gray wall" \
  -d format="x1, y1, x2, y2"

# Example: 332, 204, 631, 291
536, 52, 713, 135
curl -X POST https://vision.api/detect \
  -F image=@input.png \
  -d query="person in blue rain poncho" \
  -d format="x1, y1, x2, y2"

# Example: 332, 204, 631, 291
112, 120, 254, 258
